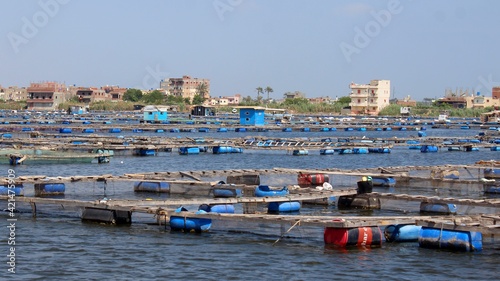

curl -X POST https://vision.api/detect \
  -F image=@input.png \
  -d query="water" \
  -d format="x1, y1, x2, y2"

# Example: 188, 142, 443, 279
2, 127, 500, 280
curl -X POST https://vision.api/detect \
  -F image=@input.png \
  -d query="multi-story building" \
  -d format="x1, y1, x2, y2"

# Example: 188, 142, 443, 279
160, 75, 210, 102
103, 86, 127, 101
493, 87, 500, 99
26, 82, 71, 110
349, 80, 391, 115
75, 87, 108, 103
0, 86, 27, 101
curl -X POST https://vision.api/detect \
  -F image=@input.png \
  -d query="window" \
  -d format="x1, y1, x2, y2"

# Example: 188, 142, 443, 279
357, 90, 360, 94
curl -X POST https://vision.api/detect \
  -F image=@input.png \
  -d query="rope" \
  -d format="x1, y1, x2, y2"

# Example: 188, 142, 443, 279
273, 219, 301, 246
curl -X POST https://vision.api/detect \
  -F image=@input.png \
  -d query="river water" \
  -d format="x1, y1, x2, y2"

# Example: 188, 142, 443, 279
2, 127, 500, 280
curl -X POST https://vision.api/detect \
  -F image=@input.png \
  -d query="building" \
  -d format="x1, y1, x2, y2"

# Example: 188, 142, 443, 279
142, 105, 168, 123
75, 87, 108, 103
103, 86, 127, 101
493, 87, 500, 99
26, 82, 71, 111
0, 86, 27, 101
349, 80, 391, 115
191, 105, 216, 117
161, 75, 210, 102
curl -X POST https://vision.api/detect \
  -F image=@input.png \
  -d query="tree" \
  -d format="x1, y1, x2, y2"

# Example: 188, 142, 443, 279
336, 96, 351, 104
123, 89, 143, 102
142, 90, 164, 104
264, 86, 273, 103
192, 94, 205, 105
256, 87, 263, 101
196, 83, 209, 98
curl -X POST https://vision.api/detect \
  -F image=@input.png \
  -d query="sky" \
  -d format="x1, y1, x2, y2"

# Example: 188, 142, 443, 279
1, 0, 499, 101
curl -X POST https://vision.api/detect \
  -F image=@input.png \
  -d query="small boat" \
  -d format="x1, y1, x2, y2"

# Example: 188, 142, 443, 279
169, 207, 212, 232
255, 185, 289, 197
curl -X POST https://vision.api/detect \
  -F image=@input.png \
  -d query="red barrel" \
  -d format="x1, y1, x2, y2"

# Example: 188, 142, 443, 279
297, 173, 330, 187
324, 226, 382, 247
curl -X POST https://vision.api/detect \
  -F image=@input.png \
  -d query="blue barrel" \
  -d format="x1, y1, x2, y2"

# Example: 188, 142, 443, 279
22, 127, 33, 132
320, 127, 330, 132
2, 133, 12, 138
420, 202, 457, 214
169, 207, 212, 232
34, 183, 65, 196
213, 188, 242, 198
155, 129, 164, 133
217, 128, 228, 132
82, 128, 95, 133
83, 121, 91, 125
320, 148, 335, 155
384, 224, 421, 242
301, 128, 310, 132
198, 128, 210, 133
133, 181, 169, 193
357, 127, 366, 131
179, 147, 200, 155
59, 128, 72, 133
199, 204, 235, 214
418, 131, 427, 137
0, 184, 24, 196
420, 145, 438, 153
235, 128, 247, 132
109, 128, 121, 133
282, 128, 292, 132
330, 128, 337, 131
418, 227, 482, 252
268, 201, 301, 213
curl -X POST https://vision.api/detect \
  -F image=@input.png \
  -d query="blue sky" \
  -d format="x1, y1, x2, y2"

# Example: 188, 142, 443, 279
1, 0, 499, 101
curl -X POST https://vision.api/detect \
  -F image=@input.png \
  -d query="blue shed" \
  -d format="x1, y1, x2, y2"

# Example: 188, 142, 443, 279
238, 107, 285, 126
143, 105, 168, 123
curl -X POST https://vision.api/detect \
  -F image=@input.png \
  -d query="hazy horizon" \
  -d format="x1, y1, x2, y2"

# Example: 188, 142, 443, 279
1, 0, 499, 101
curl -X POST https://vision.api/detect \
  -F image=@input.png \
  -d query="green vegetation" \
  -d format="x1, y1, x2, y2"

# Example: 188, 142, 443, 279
122, 89, 143, 102
0, 100, 26, 110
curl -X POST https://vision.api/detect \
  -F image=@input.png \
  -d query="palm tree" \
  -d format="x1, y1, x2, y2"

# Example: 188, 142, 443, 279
265, 86, 273, 103
256, 87, 263, 101
196, 83, 209, 98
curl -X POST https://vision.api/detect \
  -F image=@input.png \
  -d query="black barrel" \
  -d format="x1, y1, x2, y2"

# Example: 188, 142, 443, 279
357, 180, 373, 194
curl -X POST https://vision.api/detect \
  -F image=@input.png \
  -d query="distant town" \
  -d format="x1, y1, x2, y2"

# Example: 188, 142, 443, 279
1, 75, 499, 116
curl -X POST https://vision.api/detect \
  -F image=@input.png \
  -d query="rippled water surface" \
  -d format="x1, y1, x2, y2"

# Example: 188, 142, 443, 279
2, 127, 500, 280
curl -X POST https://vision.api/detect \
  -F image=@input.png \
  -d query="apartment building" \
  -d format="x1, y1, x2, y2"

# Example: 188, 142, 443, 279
160, 75, 210, 101
26, 82, 71, 110
75, 87, 108, 103
349, 80, 391, 115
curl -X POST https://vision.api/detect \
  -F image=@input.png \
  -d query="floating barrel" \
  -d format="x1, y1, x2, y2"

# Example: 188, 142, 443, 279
371, 177, 395, 187
383, 127, 392, 131
0, 184, 24, 196
109, 128, 121, 133
169, 207, 212, 232
198, 128, 210, 133
297, 173, 329, 188
491, 147, 500, 151
155, 129, 164, 133
330, 128, 337, 131
268, 201, 301, 213
179, 147, 200, 155
213, 187, 242, 198
282, 128, 292, 132
82, 128, 95, 133
81, 207, 132, 225
217, 128, 228, 132
235, 128, 247, 132
375, 127, 382, 131
419, 202, 457, 214
213, 146, 243, 154
301, 128, 310, 132
357, 178, 373, 194
61, 121, 70, 124
2, 133, 12, 138
34, 183, 65, 196
399, 127, 407, 131
368, 147, 391, 153
227, 174, 260, 185
344, 127, 353, 131
170, 128, 180, 133
320, 127, 330, 132
320, 148, 335, 155
22, 127, 33, 131
384, 224, 421, 242
324, 226, 383, 247
136, 148, 156, 156
418, 131, 427, 137
292, 149, 308, 156
59, 128, 72, 133
337, 194, 380, 210
82, 121, 91, 125
132, 128, 143, 133
199, 204, 235, 214
484, 168, 500, 179
418, 227, 482, 252
255, 185, 289, 197
358, 127, 366, 131
133, 181, 169, 193
420, 145, 438, 153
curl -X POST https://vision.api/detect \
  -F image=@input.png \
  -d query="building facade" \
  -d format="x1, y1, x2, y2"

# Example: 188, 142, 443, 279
493, 87, 500, 99
26, 82, 71, 110
160, 75, 210, 102
349, 80, 391, 115
0, 86, 27, 101
75, 87, 108, 103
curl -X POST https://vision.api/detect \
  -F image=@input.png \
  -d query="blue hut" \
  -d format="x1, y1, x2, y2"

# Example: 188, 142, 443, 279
191, 105, 216, 117
237, 107, 285, 126
142, 105, 168, 123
